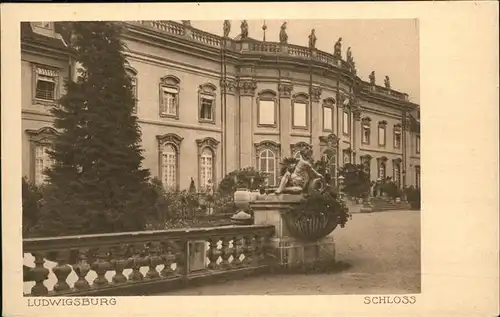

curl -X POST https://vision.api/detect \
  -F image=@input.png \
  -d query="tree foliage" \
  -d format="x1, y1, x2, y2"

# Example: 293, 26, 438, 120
217, 167, 267, 198
34, 22, 153, 236
337, 163, 371, 198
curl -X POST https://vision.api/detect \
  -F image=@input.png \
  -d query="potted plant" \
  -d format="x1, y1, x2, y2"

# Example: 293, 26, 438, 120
282, 186, 351, 241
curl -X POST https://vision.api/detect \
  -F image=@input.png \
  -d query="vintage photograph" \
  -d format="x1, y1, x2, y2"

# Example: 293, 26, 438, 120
21, 19, 421, 297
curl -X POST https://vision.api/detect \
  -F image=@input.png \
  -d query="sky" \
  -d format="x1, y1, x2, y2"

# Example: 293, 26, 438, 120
185, 19, 420, 104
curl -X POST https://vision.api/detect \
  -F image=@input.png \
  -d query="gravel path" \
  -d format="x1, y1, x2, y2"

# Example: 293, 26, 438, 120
167, 210, 421, 295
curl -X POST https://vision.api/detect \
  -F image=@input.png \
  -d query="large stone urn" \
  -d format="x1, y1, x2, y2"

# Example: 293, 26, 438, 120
233, 188, 251, 210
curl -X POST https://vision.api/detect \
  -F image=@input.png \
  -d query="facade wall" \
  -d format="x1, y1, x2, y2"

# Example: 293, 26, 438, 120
21, 21, 420, 190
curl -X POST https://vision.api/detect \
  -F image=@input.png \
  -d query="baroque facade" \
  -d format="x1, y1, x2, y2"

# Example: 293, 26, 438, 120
21, 21, 421, 191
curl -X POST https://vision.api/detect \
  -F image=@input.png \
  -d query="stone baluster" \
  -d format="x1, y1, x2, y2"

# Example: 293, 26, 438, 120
51, 250, 72, 293
146, 242, 161, 279
110, 245, 128, 284
91, 247, 111, 287
73, 248, 91, 290
160, 241, 176, 278
243, 235, 255, 265
232, 235, 244, 268
206, 237, 219, 270
254, 235, 265, 264
220, 236, 232, 270
174, 240, 187, 276
128, 244, 145, 282
30, 252, 49, 296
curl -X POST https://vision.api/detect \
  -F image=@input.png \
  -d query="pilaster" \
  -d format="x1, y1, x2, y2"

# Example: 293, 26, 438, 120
310, 84, 322, 159
221, 78, 238, 173
278, 81, 293, 159
238, 78, 257, 168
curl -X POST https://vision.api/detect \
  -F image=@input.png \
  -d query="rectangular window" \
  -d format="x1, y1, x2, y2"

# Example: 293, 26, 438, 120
416, 135, 420, 154
343, 111, 350, 135
258, 100, 275, 126
293, 102, 307, 128
34, 66, 58, 102
160, 87, 178, 117
362, 125, 370, 144
35, 144, 54, 185
415, 166, 420, 188
323, 106, 332, 131
378, 127, 386, 146
394, 131, 401, 148
200, 97, 214, 121
131, 77, 138, 114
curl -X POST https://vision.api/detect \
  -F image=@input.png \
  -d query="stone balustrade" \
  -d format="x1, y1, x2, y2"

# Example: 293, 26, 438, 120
126, 20, 410, 102
23, 225, 274, 296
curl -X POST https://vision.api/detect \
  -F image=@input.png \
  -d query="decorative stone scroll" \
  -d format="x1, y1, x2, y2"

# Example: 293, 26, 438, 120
319, 133, 339, 149
278, 82, 293, 98
310, 85, 322, 102
220, 78, 236, 95
238, 79, 257, 96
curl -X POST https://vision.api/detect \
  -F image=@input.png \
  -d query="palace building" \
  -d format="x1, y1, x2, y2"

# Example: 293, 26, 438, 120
21, 21, 421, 191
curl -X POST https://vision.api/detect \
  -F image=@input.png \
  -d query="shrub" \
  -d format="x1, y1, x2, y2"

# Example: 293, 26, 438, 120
404, 186, 421, 209
217, 167, 267, 198
338, 163, 371, 199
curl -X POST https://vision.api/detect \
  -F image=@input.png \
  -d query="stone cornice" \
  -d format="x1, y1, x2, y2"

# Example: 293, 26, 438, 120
121, 21, 418, 107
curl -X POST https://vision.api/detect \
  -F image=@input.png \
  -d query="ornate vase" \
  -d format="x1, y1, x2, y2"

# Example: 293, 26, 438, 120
234, 188, 251, 210
282, 212, 339, 241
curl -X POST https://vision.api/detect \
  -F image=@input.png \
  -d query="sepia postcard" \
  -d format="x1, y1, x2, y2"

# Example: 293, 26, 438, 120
1, 2, 499, 317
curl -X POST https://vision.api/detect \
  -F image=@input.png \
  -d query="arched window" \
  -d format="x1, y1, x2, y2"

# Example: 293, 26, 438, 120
161, 144, 177, 190
200, 148, 214, 190
26, 127, 59, 185
259, 149, 277, 187
377, 157, 388, 180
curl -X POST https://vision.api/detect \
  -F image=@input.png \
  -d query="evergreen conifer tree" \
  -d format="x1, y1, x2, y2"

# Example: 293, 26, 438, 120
35, 22, 153, 236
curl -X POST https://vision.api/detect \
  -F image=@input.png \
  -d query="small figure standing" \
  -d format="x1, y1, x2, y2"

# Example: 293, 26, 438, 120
369, 71, 376, 86
384, 76, 391, 89
308, 29, 317, 49
334, 37, 342, 58
279, 21, 288, 44
240, 20, 249, 39
223, 20, 231, 38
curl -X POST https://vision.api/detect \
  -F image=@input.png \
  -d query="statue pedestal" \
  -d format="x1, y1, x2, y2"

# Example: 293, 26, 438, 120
251, 195, 336, 269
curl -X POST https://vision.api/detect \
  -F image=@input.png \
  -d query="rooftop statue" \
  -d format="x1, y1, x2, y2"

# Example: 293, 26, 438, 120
346, 47, 353, 64
240, 20, 249, 39
275, 147, 324, 195
334, 37, 342, 58
279, 22, 288, 44
384, 76, 391, 89
308, 29, 317, 49
181, 20, 191, 26
223, 20, 231, 38
369, 71, 376, 86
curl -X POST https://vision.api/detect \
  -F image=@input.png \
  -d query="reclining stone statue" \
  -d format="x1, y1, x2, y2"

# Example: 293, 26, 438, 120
275, 147, 324, 195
